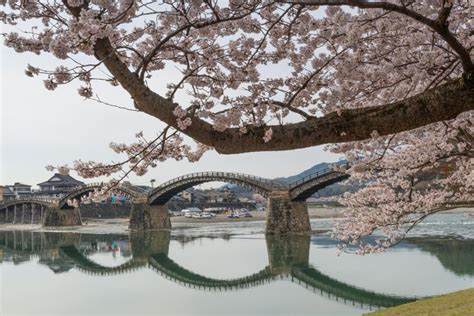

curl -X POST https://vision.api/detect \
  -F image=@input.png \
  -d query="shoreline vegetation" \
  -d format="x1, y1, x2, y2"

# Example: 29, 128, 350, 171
366, 288, 474, 316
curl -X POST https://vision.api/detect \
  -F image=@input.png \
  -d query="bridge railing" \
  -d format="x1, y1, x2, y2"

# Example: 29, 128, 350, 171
76, 182, 116, 190
0, 195, 60, 205
67, 182, 143, 196
289, 163, 350, 189
152, 171, 276, 192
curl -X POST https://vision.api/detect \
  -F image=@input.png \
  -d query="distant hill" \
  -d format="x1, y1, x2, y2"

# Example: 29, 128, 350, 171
274, 161, 358, 198
274, 162, 332, 185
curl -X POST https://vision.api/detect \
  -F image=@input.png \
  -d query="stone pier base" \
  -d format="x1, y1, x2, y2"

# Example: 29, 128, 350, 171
129, 204, 171, 230
266, 192, 310, 234
43, 207, 82, 227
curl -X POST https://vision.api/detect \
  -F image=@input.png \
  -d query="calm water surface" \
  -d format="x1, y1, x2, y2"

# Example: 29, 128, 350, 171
1, 213, 473, 316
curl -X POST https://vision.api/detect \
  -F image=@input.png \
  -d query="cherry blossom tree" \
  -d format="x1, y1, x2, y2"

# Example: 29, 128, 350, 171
1, 0, 472, 252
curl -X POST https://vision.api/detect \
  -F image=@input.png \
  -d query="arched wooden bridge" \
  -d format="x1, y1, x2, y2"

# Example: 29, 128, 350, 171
0, 165, 350, 233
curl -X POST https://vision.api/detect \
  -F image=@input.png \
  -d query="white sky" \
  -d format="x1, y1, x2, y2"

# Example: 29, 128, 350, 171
0, 44, 340, 189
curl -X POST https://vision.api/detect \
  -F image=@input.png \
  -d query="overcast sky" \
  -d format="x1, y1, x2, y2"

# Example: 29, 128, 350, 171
0, 43, 340, 189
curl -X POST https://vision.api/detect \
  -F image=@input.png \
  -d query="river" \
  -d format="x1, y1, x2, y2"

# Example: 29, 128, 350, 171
1, 213, 473, 316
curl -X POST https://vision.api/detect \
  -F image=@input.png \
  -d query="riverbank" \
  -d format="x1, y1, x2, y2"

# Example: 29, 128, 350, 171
171, 207, 343, 224
0, 207, 471, 235
172, 206, 474, 223
366, 288, 474, 316
0, 208, 342, 234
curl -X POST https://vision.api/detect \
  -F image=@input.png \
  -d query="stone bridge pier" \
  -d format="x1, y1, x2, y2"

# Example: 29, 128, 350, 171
43, 207, 82, 227
265, 191, 310, 234
129, 195, 171, 231
127, 191, 312, 233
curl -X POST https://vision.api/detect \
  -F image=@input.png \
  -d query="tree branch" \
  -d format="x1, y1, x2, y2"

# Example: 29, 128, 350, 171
94, 37, 474, 155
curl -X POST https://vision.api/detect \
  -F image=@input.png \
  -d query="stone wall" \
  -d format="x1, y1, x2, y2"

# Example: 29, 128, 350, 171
79, 203, 131, 219
79, 201, 255, 218
266, 191, 310, 234
0, 210, 5, 223
43, 207, 82, 227
166, 201, 257, 212
129, 204, 171, 230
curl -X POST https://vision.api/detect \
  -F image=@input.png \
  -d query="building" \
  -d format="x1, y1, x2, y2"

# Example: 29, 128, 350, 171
178, 189, 207, 203
180, 190, 193, 202
3, 186, 16, 201
3, 182, 32, 199
205, 189, 224, 203
221, 187, 236, 202
37, 173, 85, 197
0, 185, 14, 202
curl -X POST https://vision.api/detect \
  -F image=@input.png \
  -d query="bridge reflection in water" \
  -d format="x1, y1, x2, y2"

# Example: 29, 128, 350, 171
0, 231, 425, 309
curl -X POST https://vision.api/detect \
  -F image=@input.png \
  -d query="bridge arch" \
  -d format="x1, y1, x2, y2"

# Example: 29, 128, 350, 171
289, 168, 349, 201
146, 254, 415, 307
0, 199, 53, 224
148, 172, 282, 205
148, 254, 274, 289
58, 183, 142, 209
0, 199, 54, 211
59, 245, 147, 276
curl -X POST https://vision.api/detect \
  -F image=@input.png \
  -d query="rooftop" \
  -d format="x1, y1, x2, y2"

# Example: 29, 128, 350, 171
7, 182, 32, 188
38, 173, 85, 187
1, 186, 15, 195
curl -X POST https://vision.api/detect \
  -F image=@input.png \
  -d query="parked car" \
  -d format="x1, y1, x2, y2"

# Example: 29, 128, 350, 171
200, 212, 212, 219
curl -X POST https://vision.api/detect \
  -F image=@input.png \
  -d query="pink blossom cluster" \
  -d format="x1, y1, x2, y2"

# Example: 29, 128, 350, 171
6, 1, 470, 130
330, 111, 473, 253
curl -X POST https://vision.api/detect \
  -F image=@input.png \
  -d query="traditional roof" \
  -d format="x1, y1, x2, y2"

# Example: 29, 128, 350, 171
38, 173, 85, 187
1, 186, 15, 196
11, 182, 32, 188
31, 189, 69, 195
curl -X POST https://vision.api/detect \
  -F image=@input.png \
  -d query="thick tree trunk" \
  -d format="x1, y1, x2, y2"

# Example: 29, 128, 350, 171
94, 38, 474, 154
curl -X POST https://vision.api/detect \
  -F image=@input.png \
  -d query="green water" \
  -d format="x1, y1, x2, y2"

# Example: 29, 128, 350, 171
1, 214, 473, 316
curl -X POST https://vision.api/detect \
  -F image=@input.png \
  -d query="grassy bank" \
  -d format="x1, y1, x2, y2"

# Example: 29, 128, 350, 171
366, 288, 474, 316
